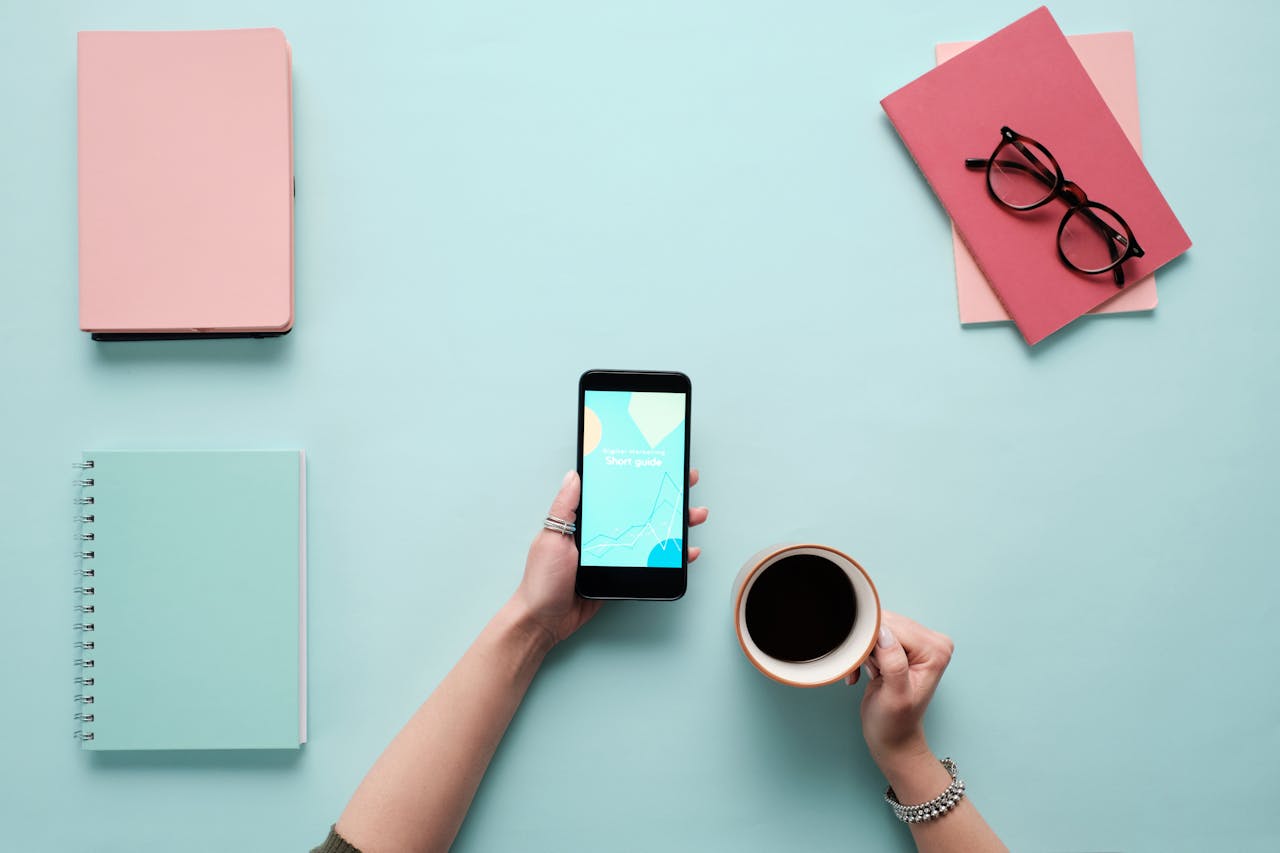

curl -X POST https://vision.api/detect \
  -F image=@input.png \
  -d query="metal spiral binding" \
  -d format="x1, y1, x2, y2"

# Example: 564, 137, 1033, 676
75, 461, 96, 745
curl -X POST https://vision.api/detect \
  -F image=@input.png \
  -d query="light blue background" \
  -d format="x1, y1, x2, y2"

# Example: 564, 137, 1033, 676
1, 1, 1276, 851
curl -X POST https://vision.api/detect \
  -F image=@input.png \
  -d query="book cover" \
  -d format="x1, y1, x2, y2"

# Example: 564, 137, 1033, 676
939, 31, 1158, 325
77, 29, 294, 336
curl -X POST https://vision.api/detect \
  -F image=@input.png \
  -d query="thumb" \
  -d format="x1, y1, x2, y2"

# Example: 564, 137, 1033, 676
545, 471, 580, 526
872, 624, 910, 700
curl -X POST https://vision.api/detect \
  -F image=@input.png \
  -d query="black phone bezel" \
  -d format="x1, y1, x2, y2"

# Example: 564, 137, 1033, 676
575, 369, 691, 601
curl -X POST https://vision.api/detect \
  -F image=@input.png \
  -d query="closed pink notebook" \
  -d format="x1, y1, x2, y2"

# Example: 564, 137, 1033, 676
78, 29, 294, 337
881, 7, 1190, 345
940, 32, 1158, 325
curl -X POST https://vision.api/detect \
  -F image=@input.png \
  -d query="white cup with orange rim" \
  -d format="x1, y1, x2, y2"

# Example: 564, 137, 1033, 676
732, 544, 881, 687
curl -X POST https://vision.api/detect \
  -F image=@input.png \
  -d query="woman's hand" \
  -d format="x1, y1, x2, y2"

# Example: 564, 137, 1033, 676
850, 613, 1006, 850
850, 610, 955, 772
512, 469, 709, 646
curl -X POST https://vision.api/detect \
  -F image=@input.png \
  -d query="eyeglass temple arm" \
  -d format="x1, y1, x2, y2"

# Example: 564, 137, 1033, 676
1105, 227, 1125, 286
965, 156, 1062, 192
966, 159, 1133, 249
966, 156, 1063, 190
1007, 138, 1058, 185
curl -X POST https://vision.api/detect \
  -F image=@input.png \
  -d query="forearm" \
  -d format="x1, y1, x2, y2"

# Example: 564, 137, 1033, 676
337, 598, 554, 853
876, 743, 1007, 853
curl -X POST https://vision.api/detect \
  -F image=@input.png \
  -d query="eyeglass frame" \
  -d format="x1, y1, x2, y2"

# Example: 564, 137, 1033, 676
965, 126, 1144, 287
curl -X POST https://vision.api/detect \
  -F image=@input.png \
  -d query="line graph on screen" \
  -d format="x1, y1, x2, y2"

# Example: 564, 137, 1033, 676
582, 471, 682, 563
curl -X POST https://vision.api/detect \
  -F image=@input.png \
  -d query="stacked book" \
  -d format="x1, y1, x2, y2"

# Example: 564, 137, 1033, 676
881, 7, 1190, 345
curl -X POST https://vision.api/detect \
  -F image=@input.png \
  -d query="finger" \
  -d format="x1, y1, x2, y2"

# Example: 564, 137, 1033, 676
845, 667, 860, 686
689, 468, 700, 487
865, 659, 879, 680
881, 611, 933, 657
871, 624, 911, 701
688, 506, 709, 527
546, 471, 580, 527
882, 611, 948, 666
688, 546, 702, 563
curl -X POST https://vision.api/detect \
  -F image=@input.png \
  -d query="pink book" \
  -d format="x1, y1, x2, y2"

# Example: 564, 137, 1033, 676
78, 29, 294, 339
940, 32, 1158, 325
881, 7, 1190, 345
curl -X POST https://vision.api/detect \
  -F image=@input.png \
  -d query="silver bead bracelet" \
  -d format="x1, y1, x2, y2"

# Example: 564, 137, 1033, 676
885, 757, 966, 824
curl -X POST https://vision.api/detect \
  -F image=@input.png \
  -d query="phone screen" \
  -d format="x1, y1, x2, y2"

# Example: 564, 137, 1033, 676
579, 390, 687, 568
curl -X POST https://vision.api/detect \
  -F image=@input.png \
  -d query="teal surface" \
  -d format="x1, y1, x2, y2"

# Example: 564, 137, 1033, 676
81, 451, 301, 750
0, 1, 1276, 850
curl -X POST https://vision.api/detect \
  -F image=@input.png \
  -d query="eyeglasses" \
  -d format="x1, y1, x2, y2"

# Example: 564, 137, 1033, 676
966, 126, 1143, 287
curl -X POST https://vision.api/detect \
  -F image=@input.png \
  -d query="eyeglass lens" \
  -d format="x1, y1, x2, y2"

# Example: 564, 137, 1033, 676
1060, 205, 1129, 273
989, 139, 1056, 209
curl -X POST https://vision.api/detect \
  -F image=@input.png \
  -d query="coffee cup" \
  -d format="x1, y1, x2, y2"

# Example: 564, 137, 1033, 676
732, 544, 881, 687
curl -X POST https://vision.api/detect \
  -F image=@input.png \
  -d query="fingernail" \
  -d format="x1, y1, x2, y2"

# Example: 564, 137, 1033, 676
563, 470, 574, 486
878, 625, 896, 648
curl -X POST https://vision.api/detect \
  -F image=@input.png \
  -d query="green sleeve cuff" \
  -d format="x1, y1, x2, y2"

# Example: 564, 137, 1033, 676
311, 825, 361, 853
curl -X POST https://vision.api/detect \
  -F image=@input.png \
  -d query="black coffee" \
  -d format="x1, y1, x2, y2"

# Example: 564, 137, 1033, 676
744, 554, 856, 663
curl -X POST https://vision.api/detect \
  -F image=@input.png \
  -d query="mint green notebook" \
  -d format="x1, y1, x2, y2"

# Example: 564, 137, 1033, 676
74, 450, 306, 750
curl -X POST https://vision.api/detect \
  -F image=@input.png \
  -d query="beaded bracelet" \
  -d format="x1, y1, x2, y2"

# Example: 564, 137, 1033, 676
884, 757, 966, 824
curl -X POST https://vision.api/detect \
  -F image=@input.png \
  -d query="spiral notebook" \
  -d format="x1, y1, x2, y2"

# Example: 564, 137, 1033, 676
74, 450, 306, 750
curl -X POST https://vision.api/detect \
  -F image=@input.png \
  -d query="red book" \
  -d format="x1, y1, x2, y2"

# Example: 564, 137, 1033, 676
881, 7, 1191, 345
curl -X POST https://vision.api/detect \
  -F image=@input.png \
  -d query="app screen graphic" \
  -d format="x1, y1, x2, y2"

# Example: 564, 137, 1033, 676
581, 390, 686, 568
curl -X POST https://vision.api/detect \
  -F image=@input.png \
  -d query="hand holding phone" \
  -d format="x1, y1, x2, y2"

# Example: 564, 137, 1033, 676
516, 466, 705, 646
575, 370, 692, 600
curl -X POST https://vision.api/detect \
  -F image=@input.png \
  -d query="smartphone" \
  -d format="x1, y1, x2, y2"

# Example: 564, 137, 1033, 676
575, 370, 692, 600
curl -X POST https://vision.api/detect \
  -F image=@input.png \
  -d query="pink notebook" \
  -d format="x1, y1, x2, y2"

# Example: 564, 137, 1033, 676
78, 29, 294, 338
881, 7, 1190, 345
940, 32, 1158, 325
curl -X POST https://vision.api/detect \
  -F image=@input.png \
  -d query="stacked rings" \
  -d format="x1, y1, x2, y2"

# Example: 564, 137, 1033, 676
543, 515, 576, 536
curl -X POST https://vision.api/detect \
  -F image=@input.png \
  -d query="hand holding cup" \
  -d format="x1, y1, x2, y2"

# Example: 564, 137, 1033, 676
849, 610, 955, 773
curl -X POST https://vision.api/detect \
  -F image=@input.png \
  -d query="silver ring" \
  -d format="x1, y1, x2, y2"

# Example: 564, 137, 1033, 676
543, 515, 576, 535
